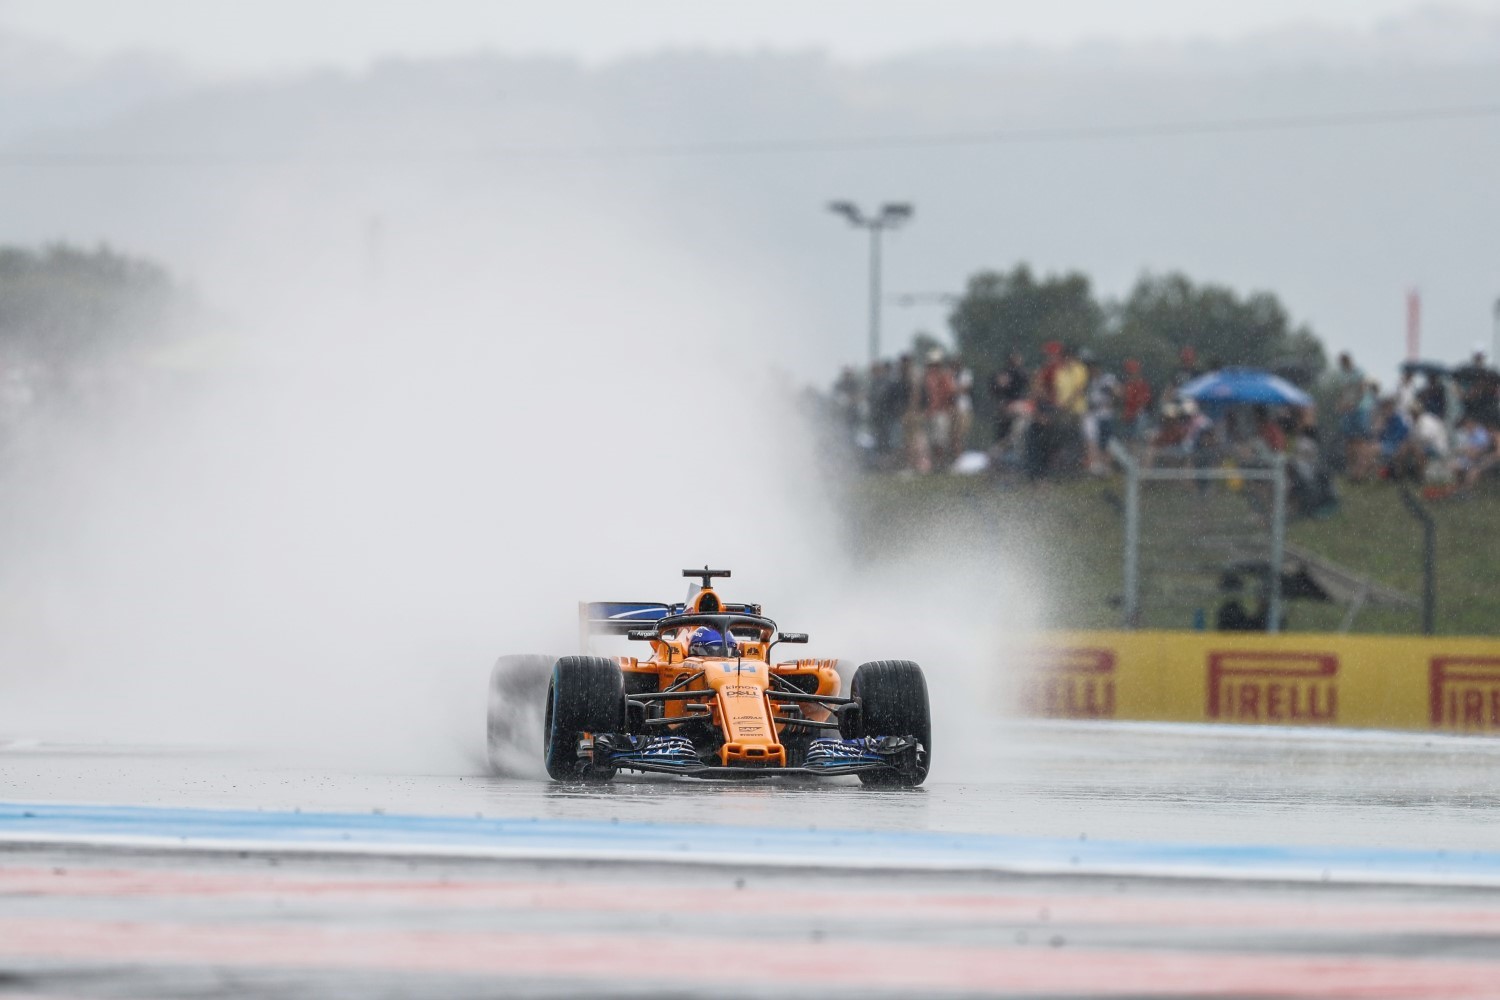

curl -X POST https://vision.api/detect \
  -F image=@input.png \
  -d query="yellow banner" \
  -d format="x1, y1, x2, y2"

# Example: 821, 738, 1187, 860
1016, 631, 1500, 734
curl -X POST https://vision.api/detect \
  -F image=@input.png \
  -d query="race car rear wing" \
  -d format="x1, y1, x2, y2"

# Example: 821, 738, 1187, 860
578, 601, 677, 652
577, 600, 761, 650
580, 602, 675, 636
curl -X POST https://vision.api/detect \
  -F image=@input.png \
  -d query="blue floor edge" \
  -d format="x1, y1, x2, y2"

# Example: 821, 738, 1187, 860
2, 801, 1498, 883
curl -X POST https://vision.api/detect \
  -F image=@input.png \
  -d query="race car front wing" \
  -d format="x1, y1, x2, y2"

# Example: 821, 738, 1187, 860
590, 734, 925, 779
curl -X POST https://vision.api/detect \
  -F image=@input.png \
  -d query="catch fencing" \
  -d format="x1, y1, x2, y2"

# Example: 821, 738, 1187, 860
1109, 439, 1287, 632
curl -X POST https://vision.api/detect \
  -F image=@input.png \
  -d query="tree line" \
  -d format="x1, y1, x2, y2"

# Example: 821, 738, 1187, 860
946, 264, 1326, 389
0, 243, 185, 367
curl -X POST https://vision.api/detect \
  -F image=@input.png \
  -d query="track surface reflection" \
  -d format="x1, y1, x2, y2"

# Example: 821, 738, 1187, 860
3, 721, 1500, 997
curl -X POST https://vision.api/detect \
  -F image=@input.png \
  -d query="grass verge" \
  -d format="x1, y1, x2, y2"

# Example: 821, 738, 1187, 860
845, 473, 1500, 636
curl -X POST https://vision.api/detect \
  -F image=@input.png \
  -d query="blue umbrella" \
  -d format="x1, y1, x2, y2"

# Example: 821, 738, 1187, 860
1178, 367, 1314, 412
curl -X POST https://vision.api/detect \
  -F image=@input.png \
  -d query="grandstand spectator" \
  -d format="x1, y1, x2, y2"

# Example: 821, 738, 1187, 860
869, 359, 902, 461
1037, 341, 1064, 406
1022, 398, 1052, 481
1345, 380, 1380, 481
989, 350, 1030, 450
1216, 573, 1267, 632
1418, 370, 1449, 420
923, 351, 958, 471
1021, 342, 1068, 478
1396, 368, 1419, 414
1289, 424, 1339, 517
1374, 397, 1415, 481
1455, 414, 1500, 488
1121, 359, 1153, 441
1052, 345, 1089, 473
1184, 399, 1215, 458
1394, 400, 1451, 484
1084, 353, 1120, 473
1172, 346, 1202, 389
1253, 404, 1287, 454
1151, 402, 1188, 450
899, 354, 930, 475
950, 359, 974, 461
1330, 352, 1367, 473
1455, 349, 1500, 430
1147, 399, 1211, 466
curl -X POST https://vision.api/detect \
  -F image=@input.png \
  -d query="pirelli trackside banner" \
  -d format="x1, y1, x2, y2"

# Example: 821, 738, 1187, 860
1017, 631, 1500, 735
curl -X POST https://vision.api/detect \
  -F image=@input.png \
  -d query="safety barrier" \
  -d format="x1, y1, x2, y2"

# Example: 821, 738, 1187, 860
1016, 631, 1500, 735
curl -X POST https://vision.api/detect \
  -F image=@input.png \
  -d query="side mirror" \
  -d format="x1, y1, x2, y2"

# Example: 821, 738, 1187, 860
777, 632, 809, 644
626, 629, 656, 641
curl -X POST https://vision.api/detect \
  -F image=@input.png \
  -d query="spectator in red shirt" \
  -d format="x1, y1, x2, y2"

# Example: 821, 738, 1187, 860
1121, 359, 1153, 440
1037, 341, 1063, 405
923, 351, 958, 470
1174, 345, 1202, 388
1254, 405, 1287, 454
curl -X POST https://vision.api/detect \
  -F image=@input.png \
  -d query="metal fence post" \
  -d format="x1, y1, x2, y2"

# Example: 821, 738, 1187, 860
1267, 454, 1287, 634
1111, 440, 1141, 629
1399, 488, 1437, 635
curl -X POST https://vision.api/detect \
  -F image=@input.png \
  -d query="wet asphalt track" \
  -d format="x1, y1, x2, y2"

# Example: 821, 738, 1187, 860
4, 720, 1500, 997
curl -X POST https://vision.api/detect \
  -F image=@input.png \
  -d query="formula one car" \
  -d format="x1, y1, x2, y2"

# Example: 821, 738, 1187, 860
486, 568, 930, 785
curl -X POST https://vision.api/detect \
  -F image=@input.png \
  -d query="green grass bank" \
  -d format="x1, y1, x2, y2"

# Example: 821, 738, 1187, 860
845, 474, 1500, 637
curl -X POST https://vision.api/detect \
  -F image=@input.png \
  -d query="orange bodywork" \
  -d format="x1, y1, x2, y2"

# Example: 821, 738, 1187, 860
616, 587, 840, 767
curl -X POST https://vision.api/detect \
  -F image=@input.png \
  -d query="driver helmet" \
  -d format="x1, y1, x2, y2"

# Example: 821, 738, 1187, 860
687, 626, 737, 658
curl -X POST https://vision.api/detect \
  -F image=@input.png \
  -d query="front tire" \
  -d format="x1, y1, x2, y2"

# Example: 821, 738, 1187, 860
544, 656, 625, 782
846, 659, 931, 787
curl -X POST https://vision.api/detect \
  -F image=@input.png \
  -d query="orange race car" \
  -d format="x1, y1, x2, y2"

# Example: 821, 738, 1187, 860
487, 568, 930, 785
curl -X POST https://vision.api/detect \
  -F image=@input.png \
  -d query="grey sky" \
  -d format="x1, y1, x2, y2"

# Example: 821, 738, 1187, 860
3, 1, 1498, 379
3, 0, 1496, 71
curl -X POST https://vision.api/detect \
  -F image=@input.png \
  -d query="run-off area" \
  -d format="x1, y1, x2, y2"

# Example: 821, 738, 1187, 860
4, 846, 1500, 999
3, 720, 1500, 997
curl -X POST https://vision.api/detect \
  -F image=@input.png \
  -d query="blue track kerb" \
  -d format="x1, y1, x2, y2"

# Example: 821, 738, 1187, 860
3, 801, 1500, 885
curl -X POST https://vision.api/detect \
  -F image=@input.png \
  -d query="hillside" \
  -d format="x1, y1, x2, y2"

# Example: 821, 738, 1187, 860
846, 473, 1500, 636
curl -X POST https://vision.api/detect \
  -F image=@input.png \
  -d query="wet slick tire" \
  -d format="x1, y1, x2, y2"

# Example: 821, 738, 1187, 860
544, 656, 625, 782
847, 659, 931, 787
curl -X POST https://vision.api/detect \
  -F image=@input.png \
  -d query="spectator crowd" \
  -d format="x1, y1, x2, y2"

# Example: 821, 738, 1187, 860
1328, 349, 1500, 492
833, 350, 975, 476
830, 340, 1500, 505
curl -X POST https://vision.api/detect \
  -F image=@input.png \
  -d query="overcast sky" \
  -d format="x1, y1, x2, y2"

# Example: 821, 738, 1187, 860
3, 0, 1497, 378
4, 0, 1498, 71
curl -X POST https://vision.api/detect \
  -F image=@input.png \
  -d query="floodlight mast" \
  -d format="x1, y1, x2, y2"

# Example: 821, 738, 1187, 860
827, 201, 914, 367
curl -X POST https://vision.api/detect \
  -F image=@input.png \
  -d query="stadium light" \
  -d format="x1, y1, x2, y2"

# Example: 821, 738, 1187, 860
827, 201, 864, 226
827, 200, 914, 367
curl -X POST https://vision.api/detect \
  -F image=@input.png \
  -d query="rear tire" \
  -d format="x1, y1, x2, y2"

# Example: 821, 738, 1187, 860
544, 656, 625, 782
846, 659, 931, 787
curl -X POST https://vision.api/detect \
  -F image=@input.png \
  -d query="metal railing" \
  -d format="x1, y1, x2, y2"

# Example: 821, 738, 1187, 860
1398, 487, 1437, 635
1109, 440, 1288, 632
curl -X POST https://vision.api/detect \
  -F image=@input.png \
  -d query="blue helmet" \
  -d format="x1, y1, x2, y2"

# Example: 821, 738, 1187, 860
688, 626, 737, 658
